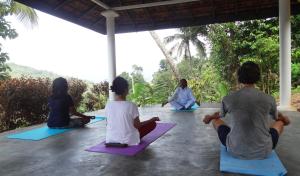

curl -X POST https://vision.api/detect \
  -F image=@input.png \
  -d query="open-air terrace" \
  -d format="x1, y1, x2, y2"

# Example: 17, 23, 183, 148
1, 104, 300, 176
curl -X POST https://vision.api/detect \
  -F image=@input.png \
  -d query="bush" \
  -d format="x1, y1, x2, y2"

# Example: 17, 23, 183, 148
80, 81, 109, 112
67, 78, 87, 109
0, 77, 88, 132
0, 77, 51, 132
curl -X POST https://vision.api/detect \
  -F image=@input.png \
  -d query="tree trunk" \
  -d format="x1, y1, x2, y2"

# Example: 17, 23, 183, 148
149, 31, 180, 81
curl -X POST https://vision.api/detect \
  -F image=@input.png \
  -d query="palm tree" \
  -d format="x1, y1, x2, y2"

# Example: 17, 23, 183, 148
149, 31, 180, 81
164, 26, 207, 61
4, 0, 38, 28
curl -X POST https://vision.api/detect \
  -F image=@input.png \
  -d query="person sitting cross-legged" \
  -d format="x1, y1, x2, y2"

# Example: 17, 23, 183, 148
105, 76, 160, 146
162, 79, 196, 110
203, 61, 290, 159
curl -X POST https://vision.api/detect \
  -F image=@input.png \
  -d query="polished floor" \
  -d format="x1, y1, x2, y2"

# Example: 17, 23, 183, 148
0, 103, 299, 176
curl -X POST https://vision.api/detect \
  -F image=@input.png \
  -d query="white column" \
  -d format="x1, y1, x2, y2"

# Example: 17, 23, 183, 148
101, 10, 119, 101
278, 0, 293, 111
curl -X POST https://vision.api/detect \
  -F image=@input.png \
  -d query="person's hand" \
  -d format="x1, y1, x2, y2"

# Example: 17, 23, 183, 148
277, 113, 290, 126
161, 101, 168, 107
202, 112, 220, 124
152, 117, 160, 121
89, 116, 96, 119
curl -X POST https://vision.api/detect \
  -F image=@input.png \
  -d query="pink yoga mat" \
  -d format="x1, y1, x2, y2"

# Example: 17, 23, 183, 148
86, 122, 176, 156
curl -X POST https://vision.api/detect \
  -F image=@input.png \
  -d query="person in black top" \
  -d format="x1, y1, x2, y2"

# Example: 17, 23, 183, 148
47, 77, 95, 128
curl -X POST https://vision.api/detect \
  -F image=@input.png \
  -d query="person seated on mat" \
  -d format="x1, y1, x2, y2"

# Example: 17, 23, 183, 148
47, 77, 95, 128
162, 79, 196, 110
202, 61, 290, 160
105, 76, 160, 147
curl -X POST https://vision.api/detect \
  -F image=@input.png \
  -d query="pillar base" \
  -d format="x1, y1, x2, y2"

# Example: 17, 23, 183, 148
277, 105, 297, 111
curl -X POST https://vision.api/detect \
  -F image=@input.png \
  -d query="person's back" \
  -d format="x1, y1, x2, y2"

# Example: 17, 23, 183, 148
47, 94, 73, 127
105, 76, 159, 146
203, 61, 290, 160
223, 87, 277, 159
105, 101, 140, 145
47, 77, 94, 128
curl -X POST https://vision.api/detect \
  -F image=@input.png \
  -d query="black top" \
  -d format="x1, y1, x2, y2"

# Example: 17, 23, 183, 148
47, 94, 74, 128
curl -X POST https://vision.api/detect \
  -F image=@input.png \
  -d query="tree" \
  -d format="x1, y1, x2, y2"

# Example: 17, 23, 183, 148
164, 26, 207, 60
0, 3, 18, 80
149, 31, 180, 81
0, 1, 38, 80
4, 0, 38, 28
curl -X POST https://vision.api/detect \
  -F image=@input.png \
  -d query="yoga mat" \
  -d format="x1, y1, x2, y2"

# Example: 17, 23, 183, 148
7, 116, 106, 141
220, 145, 287, 176
172, 103, 199, 112
86, 122, 176, 156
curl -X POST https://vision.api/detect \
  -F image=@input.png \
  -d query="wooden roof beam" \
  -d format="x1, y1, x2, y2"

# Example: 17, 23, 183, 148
90, 0, 110, 10
113, 0, 201, 11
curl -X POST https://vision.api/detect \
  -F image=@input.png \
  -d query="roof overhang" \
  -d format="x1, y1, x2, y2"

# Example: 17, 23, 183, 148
14, 0, 300, 34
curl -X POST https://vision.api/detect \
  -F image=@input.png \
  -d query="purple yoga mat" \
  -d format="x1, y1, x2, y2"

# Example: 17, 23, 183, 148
86, 122, 176, 156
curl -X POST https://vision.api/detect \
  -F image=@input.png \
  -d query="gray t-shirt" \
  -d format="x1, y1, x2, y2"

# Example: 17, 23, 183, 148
221, 87, 278, 159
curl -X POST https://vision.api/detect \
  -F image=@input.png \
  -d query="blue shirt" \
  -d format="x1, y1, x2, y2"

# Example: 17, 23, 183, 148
47, 94, 74, 127
169, 87, 196, 104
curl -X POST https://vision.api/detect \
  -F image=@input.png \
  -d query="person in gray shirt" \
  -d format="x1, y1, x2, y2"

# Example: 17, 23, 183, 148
203, 61, 290, 160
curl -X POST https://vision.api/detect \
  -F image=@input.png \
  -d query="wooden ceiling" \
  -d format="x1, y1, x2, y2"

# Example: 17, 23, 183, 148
14, 0, 300, 34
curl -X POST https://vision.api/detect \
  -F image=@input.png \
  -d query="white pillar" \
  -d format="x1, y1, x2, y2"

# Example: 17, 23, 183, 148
101, 10, 119, 101
278, 0, 293, 111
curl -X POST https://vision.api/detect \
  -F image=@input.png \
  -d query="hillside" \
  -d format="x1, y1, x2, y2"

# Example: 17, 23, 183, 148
8, 63, 61, 79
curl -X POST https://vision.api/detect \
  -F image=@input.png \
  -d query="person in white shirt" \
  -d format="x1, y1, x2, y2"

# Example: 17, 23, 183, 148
105, 76, 160, 146
162, 79, 196, 110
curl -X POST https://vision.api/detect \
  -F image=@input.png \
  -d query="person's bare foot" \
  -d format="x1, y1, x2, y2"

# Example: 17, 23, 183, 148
203, 112, 220, 124
277, 115, 290, 126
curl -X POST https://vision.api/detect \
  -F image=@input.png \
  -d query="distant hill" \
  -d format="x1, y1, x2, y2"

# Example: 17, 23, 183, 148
7, 63, 95, 85
8, 63, 61, 80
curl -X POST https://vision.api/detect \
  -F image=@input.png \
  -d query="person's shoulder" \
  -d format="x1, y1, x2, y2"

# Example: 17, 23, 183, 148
125, 101, 138, 108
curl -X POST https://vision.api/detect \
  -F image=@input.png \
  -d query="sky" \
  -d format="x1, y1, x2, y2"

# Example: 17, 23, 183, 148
1, 10, 179, 83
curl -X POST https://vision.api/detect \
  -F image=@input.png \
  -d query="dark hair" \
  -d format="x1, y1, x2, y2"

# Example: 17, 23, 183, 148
111, 76, 129, 95
180, 79, 187, 84
52, 77, 68, 98
237, 61, 260, 84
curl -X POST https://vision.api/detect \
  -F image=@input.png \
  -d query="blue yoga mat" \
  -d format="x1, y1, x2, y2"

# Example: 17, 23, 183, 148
7, 116, 106, 141
220, 145, 287, 176
171, 103, 199, 112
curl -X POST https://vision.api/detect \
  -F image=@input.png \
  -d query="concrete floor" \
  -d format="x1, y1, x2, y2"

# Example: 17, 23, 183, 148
0, 103, 299, 176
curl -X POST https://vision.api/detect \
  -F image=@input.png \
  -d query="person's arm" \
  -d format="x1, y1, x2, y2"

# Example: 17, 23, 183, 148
162, 88, 179, 107
69, 106, 95, 119
188, 88, 196, 102
134, 116, 160, 129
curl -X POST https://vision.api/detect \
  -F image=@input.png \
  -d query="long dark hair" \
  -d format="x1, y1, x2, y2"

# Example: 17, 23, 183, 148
52, 77, 68, 98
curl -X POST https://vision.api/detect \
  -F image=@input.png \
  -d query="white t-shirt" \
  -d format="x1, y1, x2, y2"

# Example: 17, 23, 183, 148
105, 101, 140, 146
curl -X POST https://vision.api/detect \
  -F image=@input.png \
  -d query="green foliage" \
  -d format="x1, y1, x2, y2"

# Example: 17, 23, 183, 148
292, 63, 300, 86
128, 83, 154, 106
164, 26, 208, 60
79, 81, 108, 112
0, 3, 18, 80
208, 23, 240, 88
67, 78, 87, 109
131, 64, 146, 85
188, 63, 229, 102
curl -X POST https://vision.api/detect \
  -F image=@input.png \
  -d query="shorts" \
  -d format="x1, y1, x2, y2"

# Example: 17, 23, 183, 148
217, 125, 279, 149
